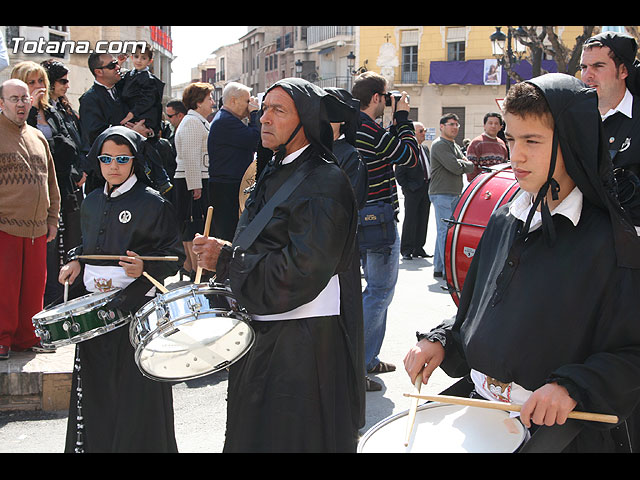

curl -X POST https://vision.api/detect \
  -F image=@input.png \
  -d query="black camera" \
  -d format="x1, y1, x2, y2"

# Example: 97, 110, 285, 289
385, 90, 409, 108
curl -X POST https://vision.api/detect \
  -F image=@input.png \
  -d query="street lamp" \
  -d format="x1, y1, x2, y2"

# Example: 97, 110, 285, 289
347, 51, 356, 90
295, 59, 303, 78
490, 26, 527, 92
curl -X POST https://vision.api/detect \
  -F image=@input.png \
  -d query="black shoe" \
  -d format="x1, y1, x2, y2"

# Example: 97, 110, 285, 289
402, 253, 413, 260
434, 271, 443, 278
366, 376, 382, 392
414, 249, 433, 258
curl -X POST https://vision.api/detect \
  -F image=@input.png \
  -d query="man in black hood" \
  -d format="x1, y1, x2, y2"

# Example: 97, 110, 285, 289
193, 78, 364, 452
581, 30, 640, 227
404, 73, 640, 452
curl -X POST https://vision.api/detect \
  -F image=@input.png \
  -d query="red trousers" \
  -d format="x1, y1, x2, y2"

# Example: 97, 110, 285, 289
0, 230, 47, 349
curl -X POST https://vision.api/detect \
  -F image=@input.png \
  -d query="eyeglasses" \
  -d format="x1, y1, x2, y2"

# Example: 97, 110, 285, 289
1, 95, 31, 104
97, 155, 134, 165
97, 61, 118, 70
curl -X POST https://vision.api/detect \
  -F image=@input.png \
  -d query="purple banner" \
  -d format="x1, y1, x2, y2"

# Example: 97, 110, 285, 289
429, 59, 558, 86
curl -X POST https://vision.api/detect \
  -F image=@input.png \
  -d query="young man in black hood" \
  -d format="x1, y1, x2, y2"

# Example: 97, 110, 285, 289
58, 126, 184, 452
404, 73, 640, 452
192, 78, 364, 452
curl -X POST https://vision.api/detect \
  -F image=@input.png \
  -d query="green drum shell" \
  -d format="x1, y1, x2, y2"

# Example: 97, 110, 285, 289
32, 289, 130, 348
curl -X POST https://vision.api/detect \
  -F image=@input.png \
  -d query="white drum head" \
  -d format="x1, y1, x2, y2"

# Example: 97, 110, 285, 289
358, 403, 527, 453
135, 313, 254, 382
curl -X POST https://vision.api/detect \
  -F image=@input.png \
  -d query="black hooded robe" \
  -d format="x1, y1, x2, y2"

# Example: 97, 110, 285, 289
219, 145, 361, 453
422, 74, 640, 452
63, 127, 185, 453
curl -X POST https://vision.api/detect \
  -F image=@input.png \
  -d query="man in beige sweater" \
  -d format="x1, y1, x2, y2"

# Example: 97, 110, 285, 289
0, 79, 60, 359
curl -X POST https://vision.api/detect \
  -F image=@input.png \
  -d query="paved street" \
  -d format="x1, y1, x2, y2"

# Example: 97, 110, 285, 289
0, 204, 460, 453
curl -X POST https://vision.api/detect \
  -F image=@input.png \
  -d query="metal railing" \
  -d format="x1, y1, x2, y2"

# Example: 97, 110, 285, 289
307, 26, 355, 47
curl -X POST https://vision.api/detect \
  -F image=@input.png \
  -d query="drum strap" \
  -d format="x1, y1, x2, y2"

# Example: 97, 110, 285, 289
234, 157, 318, 251
518, 420, 584, 453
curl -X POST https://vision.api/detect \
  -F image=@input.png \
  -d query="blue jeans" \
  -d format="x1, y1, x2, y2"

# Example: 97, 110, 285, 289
430, 193, 459, 275
360, 224, 400, 372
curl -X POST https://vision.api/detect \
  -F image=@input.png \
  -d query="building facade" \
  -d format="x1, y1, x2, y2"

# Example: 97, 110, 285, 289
355, 26, 604, 147
2, 26, 174, 111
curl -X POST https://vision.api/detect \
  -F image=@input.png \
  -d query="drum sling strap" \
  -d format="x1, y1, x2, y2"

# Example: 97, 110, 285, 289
233, 157, 318, 251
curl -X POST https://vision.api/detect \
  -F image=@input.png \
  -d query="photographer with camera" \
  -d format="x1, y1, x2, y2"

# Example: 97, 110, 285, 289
352, 71, 419, 391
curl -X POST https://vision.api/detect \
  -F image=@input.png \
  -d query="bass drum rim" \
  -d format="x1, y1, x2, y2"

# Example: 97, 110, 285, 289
357, 402, 527, 453
445, 165, 520, 305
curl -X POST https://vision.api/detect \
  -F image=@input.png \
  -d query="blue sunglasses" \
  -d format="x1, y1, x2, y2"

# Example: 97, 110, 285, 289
98, 154, 135, 165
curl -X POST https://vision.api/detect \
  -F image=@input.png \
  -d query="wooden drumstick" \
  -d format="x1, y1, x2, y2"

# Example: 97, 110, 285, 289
402, 393, 619, 424
78, 255, 179, 261
142, 271, 169, 294
404, 371, 423, 446
64, 280, 69, 303
194, 206, 214, 284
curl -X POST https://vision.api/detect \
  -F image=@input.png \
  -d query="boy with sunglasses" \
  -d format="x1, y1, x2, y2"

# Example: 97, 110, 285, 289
58, 126, 184, 452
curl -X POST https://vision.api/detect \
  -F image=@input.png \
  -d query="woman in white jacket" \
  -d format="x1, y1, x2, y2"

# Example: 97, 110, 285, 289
174, 82, 213, 280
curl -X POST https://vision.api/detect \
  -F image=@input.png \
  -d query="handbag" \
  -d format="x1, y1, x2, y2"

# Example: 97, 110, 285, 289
357, 201, 396, 250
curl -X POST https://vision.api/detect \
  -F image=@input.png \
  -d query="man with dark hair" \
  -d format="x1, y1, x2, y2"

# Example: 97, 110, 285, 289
429, 113, 474, 279
405, 73, 640, 452
351, 71, 419, 391
581, 30, 640, 229
192, 78, 364, 452
466, 112, 509, 181
80, 53, 170, 195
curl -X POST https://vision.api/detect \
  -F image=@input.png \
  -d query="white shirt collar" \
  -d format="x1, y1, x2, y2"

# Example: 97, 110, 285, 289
279, 144, 310, 165
509, 186, 583, 232
104, 173, 138, 198
602, 88, 634, 121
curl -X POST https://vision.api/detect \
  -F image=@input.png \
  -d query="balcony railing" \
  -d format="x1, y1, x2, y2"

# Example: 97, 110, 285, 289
311, 76, 352, 90
307, 26, 354, 47
394, 62, 425, 85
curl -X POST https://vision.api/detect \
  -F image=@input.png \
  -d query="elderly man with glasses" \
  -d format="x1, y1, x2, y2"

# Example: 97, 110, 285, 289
0, 79, 61, 359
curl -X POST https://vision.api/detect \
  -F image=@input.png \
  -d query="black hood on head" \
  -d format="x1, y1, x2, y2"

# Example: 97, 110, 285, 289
584, 31, 640, 96
87, 125, 154, 188
324, 87, 361, 147
262, 78, 357, 165
526, 73, 640, 268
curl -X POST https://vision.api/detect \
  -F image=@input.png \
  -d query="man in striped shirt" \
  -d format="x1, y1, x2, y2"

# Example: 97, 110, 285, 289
352, 71, 419, 391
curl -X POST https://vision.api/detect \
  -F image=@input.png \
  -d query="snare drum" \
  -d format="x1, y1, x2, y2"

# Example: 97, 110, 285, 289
32, 289, 130, 349
444, 165, 520, 305
130, 282, 255, 382
358, 403, 527, 453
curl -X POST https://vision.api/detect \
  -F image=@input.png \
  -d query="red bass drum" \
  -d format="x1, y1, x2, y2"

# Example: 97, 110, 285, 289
444, 165, 520, 306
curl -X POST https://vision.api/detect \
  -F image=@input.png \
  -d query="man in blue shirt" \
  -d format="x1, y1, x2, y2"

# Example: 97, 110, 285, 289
207, 82, 260, 241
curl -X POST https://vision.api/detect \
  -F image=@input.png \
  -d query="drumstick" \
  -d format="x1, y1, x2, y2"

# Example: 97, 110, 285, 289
402, 393, 619, 424
64, 280, 69, 303
142, 271, 169, 294
194, 206, 214, 284
404, 371, 423, 446
78, 255, 179, 261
